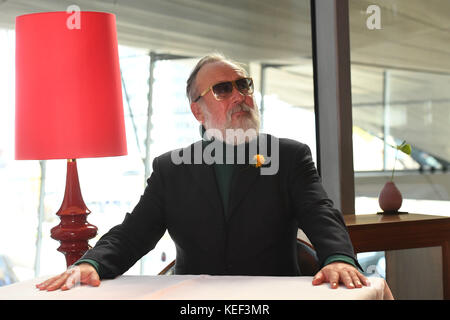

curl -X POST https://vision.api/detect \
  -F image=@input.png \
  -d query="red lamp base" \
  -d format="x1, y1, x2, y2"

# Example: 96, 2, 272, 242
50, 159, 97, 267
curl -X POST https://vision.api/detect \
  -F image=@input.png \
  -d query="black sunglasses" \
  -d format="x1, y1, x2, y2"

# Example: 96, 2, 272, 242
194, 77, 254, 102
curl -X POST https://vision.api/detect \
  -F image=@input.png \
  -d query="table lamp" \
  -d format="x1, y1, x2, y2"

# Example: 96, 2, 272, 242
15, 11, 127, 267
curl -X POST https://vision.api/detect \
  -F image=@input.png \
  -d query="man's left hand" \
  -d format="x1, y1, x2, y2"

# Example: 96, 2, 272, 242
312, 262, 370, 289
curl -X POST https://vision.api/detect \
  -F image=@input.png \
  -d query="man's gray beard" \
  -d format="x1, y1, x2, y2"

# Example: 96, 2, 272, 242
203, 102, 261, 145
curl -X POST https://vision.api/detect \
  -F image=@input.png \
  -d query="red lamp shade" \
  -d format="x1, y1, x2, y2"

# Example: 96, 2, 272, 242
15, 11, 127, 160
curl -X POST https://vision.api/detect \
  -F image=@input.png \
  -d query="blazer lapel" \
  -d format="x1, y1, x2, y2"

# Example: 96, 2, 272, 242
226, 134, 271, 221
183, 135, 269, 221
181, 140, 223, 215
227, 164, 260, 221
187, 163, 223, 215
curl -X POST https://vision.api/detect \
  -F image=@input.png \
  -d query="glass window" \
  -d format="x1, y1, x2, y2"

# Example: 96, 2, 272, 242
1, 0, 316, 281
349, 0, 450, 216
259, 63, 316, 160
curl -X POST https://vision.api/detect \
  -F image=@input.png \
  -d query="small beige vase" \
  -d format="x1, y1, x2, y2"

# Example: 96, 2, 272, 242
378, 181, 403, 213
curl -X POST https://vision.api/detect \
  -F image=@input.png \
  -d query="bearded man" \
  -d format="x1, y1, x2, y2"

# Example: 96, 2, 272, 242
37, 54, 368, 291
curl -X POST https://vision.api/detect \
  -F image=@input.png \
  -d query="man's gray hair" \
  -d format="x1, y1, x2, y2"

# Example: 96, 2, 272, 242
186, 53, 247, 103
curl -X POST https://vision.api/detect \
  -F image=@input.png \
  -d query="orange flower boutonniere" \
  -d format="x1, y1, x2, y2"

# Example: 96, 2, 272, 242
253, 154, 265, 168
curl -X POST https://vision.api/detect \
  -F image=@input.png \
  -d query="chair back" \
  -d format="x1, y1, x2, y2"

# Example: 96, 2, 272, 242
296, 238, 320, 276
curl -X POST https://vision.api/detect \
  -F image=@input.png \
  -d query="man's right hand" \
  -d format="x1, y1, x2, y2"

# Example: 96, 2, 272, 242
36, 263, 101, 291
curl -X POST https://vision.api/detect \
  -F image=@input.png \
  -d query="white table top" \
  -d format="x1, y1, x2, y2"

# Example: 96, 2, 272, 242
0, 275, 393, 300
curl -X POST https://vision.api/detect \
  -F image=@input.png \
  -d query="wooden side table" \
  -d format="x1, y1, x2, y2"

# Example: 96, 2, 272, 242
344, 213, 450, 299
